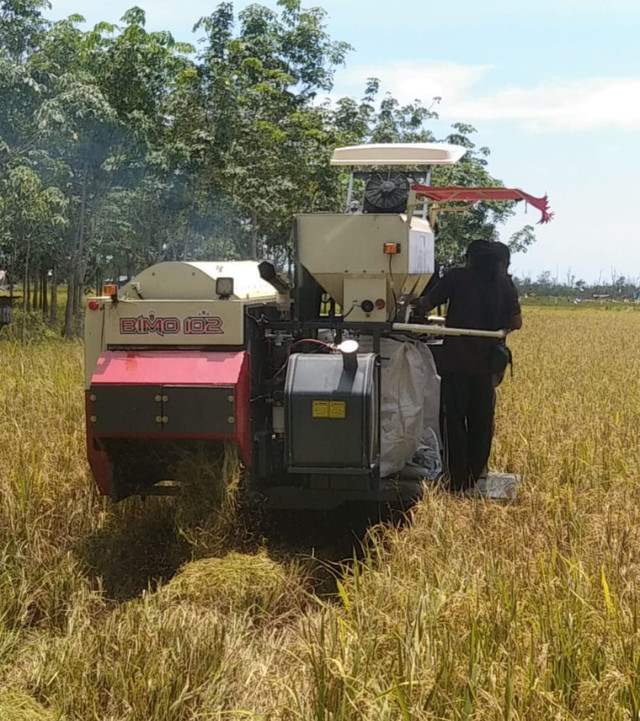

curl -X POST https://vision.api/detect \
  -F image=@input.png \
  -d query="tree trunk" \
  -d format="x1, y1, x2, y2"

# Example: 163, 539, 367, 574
49, 267, 58, 330
25, 273, 31, 313
41, 269, 48, 315
32, 266, 38, 313
62, 275, 75, 338
72, 278, 80, 337
21, 238, 31, 341
74, 163, 90, 339
64, 161, 89, 339
75, 275, 84, 338
251, 211, 258, 259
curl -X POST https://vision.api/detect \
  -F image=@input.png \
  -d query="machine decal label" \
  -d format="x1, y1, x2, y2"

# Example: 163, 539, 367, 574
312, 400, 346, 419
329, 401, 346, 419
312, 401, 329, 418
183, 316, 223, 334
119, 314, 224, 336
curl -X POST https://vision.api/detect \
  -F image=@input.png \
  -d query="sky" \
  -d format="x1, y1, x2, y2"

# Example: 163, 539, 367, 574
47, 0, 640, 282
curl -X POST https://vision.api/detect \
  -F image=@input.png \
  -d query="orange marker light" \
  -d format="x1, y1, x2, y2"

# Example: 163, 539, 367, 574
102, 284, 117, 296
383, 243, 400, 254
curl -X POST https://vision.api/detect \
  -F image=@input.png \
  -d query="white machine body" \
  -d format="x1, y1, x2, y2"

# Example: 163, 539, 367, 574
84, 261, 277, 388
295, 142, 466, 323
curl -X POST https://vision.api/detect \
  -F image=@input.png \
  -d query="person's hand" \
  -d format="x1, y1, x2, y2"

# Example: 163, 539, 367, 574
409, 296, 430, 323
410, 296, 429, 314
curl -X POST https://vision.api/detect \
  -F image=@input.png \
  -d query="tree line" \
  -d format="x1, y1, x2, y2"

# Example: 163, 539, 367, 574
0, 0, 535, 338
514, 271, 640, 300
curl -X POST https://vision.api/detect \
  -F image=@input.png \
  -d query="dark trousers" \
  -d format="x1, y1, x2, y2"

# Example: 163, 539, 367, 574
441, 372, 495, 491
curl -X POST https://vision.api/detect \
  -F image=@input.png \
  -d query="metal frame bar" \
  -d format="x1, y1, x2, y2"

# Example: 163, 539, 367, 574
391, 322, 506, 339
267, 319, 506, 341
345, 168, 354, 211
421, 167, 432, 219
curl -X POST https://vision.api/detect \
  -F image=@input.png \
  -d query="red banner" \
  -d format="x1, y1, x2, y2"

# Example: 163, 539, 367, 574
410, 185, 553, 224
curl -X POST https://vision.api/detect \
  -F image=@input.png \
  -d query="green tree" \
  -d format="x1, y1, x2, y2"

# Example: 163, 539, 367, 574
0, 0, 540, 341
0, 0, 50, 61
190, 0, 351, 259
33, 8, 195, 336
0, 165, 66, 337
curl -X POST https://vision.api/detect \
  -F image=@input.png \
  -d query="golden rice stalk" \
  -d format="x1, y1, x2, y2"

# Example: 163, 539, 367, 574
171, 441, 246, 556
159, 550, 305, 618
0, 688, 57, 721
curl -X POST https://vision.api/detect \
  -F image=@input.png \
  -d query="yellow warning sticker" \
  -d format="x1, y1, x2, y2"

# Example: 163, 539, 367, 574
311, 400, 347, 419
312, 401, 329, 418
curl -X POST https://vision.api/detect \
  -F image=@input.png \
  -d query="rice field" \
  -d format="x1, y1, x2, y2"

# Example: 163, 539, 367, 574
2, 306, 640, 720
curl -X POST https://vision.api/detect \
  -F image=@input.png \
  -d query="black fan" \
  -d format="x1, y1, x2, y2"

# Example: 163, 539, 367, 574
363, 172, 410, 214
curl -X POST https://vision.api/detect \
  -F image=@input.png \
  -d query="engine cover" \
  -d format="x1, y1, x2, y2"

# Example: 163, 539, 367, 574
284, 352, 379, 474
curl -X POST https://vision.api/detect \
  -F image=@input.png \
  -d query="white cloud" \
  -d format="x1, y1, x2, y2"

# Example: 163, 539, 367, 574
453, 77, 640, 131
338, 62, 494, 107
334, 62, 640, 132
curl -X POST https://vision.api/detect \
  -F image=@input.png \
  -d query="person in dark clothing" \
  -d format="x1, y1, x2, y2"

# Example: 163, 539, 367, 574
491, 241, 521, 384
481, 240, 522, 479
493, 241, 520, 318
412, 240, 522, 493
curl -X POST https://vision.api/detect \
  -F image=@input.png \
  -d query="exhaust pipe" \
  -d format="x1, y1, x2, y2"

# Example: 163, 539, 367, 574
258, 261, 291, 294
338, 339, 359, 373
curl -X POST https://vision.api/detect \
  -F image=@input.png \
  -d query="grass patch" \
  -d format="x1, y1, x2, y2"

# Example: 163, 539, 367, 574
3, 309, 640, 718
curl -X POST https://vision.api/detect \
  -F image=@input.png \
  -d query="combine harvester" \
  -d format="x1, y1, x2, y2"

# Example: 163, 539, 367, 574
84, 143, 551, 507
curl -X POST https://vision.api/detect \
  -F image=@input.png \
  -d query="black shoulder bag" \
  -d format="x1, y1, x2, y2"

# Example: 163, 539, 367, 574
491, 337, 512, 377
482, 284, 513, 381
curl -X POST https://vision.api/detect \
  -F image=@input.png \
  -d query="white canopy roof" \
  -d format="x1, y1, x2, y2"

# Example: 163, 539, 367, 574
330, 143, 466, 167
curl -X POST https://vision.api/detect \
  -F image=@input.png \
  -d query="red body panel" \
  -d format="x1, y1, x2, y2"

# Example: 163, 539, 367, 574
91, 350, 247, 386
86, 350, 252, 496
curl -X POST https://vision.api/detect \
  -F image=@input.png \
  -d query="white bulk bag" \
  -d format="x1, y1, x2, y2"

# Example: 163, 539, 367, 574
359, 337, 441, 477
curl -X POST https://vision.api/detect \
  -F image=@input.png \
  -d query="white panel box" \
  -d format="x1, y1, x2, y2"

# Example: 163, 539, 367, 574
408, 230, 435, 275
